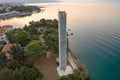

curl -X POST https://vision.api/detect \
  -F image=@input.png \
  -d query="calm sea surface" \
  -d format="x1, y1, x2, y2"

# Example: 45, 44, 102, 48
0, 3, 120, 80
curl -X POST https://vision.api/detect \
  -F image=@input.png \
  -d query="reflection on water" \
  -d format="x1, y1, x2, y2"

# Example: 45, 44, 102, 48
0, 3, 120, 80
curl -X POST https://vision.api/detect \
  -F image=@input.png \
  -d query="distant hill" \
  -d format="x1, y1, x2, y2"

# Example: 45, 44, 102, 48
0, 0, 59, 3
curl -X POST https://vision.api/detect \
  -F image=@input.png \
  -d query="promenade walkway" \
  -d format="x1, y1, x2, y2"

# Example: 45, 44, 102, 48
68, 52, 78, 70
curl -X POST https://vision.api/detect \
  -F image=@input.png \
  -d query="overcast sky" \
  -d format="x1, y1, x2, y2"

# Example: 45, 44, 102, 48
60, 0, 120, 2
0, 0, 120, 3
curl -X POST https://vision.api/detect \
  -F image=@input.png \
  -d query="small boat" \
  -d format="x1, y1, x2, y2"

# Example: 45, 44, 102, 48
71, 33, 73, 35
68, 29, 71, 31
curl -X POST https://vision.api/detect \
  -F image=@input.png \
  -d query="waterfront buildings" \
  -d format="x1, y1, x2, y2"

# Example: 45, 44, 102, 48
0, 25, 13, 42
0, 25, 13, 33
0, 34, 7, 42
0, 11, 19, 19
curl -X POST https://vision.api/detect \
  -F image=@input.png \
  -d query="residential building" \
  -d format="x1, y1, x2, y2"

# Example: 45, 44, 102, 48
1, 44, 21, 60
0, 25, 13, 42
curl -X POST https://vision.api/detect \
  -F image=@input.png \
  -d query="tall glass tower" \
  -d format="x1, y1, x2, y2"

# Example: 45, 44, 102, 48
58, 11, 67, 71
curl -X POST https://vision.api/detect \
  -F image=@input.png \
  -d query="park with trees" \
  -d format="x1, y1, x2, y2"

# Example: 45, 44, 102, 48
0, 18, 89, 80
0, 18, 59, 80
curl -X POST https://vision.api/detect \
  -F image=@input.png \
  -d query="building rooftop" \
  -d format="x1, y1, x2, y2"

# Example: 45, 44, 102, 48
59, 11, 66, 14
0, 25, 13, 34
1, 44, 20, 53
0, 25, 13, 28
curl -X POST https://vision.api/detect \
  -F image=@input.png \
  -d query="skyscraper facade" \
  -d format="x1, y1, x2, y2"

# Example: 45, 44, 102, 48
58, 11, 67, 71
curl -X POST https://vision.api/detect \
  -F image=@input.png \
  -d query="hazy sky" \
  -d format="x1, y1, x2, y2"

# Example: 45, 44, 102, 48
0, 0, 119, 3
60, 0, 120, 2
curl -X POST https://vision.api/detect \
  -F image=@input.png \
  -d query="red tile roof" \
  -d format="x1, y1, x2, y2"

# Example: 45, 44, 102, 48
1, 44, 21, 53
0, 25, 13, 34
0, 25, 13, 28
0, 29, 5, 34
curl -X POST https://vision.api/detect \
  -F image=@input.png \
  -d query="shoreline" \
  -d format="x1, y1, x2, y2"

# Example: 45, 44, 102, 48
67, 37, 90, 79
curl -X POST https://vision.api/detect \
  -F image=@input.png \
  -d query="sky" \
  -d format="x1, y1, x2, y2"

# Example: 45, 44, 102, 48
60, 0, 120, 2
0, 0, 119, 3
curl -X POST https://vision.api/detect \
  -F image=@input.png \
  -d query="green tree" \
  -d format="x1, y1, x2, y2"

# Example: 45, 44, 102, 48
5, 29, 23, 43
40, 19, 47, 27
14, 30, 32, 46
5, 30, 15, 43
13, 66, 43, 80
31, 35, 39, 40
6, 60, 24, 70
44, 28, 58, 54
0, 68, 14, 80
47, 19, 58, 28
24, 40, 46, 60
29, 21, 42, 28
8, 45, 25, 62
60, 70, 89, 80
27, 27, 40, 35
0, 53, 7, 67
0, 46, 4, 52
0, 66, 43, 80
